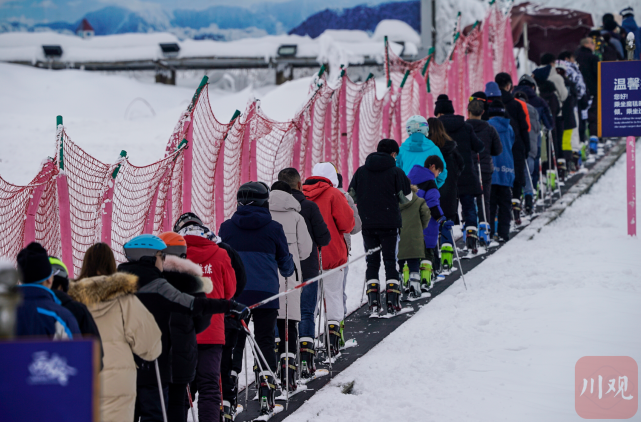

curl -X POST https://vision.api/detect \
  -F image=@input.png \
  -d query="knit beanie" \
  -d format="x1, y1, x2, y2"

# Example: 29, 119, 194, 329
17, 242, 53, 284
434, 94, 454, 115
484, 82, 501, 98
488, 99, 506, 118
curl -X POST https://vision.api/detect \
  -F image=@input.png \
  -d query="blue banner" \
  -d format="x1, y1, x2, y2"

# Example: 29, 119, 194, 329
599, 60, 641, 137
0, 339, 98, 422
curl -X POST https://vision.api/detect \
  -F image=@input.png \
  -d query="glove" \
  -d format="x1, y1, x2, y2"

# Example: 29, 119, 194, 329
438, 217, 454, 231
226, 300, 250, 330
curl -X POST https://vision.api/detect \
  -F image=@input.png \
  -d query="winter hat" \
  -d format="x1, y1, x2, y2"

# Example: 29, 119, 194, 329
620, 7, 634, 18
377, 139, 400, 155
311, 162, 339, 188
173, 212, 204, 233
406, 115, 429, 136
434, 94, 454, 115
237, 181, 270, 207
484, 82, 501, 98
532, 65, 551, 84
519, 74, 537, 88
17, 242, 53, 284
487, 100, 506, 118
159, 232, 188, 258
49, 256, 69, 292
177, 224, 221, 244
271, 180, 292, 194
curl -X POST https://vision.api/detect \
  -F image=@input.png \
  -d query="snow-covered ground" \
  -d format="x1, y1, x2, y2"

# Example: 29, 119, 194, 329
283, 142, 641, 422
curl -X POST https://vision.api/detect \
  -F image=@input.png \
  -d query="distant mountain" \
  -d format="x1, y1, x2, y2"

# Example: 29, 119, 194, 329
289, 1, 420, 38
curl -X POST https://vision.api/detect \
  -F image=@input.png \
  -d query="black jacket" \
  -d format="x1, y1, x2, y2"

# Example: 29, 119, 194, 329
54, 290, 104, 369
439, 114, 485, 196
218, 242, 246, 299
501, 89, 530, 160
562, 77, 578, 130
437, 140, 464, 223
539, 80, 561, 119
575, 46, 599, 99
348, 151, 411, 230
291, 189, 331, 280
467, 119, 502, 176
163, 270, 210, 385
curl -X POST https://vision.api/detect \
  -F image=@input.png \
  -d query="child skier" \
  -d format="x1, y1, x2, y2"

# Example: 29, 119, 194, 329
396, 115, 447, 188
407, 155, 449, 289
398, 180, 431, 298
487, 100, 516, 242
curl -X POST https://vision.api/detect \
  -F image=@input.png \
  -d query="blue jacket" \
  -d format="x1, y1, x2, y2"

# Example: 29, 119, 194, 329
622, 17, 641, 60
408, 165, 443, 249
488, 117, 515, 187
16, 284, 80, 339
219, 205, 294, 309
397, 132, 447, 188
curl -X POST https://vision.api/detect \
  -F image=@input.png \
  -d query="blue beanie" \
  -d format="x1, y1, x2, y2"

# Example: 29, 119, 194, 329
484, 82, 501, 98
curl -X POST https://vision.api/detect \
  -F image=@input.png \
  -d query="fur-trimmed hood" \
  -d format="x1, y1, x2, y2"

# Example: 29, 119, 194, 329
68, 272, 138, 306
162, 254, 213, 294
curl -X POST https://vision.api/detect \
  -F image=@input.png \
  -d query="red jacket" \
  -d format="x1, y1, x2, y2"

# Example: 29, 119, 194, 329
303, 177, 355, 269
185, 235, 236, 344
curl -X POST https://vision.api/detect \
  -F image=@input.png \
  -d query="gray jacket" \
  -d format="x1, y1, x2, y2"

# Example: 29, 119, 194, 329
526, 102, 541, 160
339, 187, 362, 253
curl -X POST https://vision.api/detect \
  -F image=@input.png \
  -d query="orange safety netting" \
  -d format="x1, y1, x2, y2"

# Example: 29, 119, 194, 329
0, 6, 516, 272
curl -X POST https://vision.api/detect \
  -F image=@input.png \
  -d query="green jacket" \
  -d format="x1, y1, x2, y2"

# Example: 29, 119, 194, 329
398, 192, 431, 260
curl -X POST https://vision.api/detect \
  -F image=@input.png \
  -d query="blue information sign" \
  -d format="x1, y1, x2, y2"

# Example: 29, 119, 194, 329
598, 60, 641, 137
0, 339, 99, 422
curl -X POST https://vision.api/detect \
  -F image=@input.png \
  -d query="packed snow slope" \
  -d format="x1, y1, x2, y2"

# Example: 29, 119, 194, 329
284, 143, 641, 422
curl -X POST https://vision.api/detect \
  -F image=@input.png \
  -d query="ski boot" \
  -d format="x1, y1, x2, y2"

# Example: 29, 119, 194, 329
478, 222, 490, 247
223, 370, 239, 421
257, 372, 277, 418
589, 136, 598, 154
557, 158, 567, 181
279, 352, 298, 393
385, 280, 402, 314
327, 321, 341, 357
512, 199, 522, 225
366, 280, 381, 315
299, 337, 316, 380
465, 226, 478, 254
402, 262, 410, 293
408, 272, 422, 298
440, 243, 454, 273
419, 259, 432, 290
524, 194, 534, 216
339, 321, 345, 348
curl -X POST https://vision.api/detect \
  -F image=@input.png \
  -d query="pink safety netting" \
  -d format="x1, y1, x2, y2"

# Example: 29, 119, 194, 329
0, 6, 516, 269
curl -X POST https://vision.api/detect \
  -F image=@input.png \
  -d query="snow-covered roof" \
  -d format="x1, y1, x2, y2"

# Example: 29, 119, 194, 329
76, 19, 94, 33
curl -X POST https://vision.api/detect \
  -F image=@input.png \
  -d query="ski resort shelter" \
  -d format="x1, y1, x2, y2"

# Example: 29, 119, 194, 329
511, 2, 594, 65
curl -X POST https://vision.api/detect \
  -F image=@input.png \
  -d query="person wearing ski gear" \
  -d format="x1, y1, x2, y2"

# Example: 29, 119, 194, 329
277, 167, 330, 380
219, 181, 295, 416
269, 181, 313, 392
467, 92, 502, 229
429, 116, 463, 225
305, 162, 355, 351
487, 100, 516, 242
574, 37, 599, 137
118, 234, 246, 422
398, 180, 431, 297
436, 94, 485, 252
396, 115, 447, 187
620, 7, 640, 60
15, 242, 81, 340
348, 140, 407, 316
514, 90, 541, 215
69, 254, 161, 422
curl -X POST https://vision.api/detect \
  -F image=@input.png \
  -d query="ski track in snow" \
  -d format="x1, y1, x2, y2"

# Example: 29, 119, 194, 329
282, 143, 641, 422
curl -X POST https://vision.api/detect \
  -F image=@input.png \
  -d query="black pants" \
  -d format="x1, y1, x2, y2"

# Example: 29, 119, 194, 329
475, 174, 492, 222
554, 116, 565, 156
512, 157, 525, 200
232, 308, 279, 374
588, 99, 598, 137
221, 320, 240, 406
134, 383, 169, 422
490, 185, 512, 240
362, 227, 399, 281
168, 382, 188, 422
276, 319, 298, 357
190, 344, 223, 422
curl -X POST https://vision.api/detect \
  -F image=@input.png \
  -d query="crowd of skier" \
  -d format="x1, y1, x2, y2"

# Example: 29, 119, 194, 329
11, 7, 641, 422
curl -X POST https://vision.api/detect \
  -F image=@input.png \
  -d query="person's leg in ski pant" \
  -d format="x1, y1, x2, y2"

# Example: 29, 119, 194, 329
230, 318, 247, 377
168, 382, 188, 422
276, 319, 298, 356
497, 186, 512, 240
342, 265, 349, 320
321, 268, 345, 322
379, 228, 400, 281
459, 194, 478, 228
134, 382, 169, 422
490, 185, 499, 239
512, 158, 525, 201
221, 320, 239, 411
362, 228, 382, 280
191, 344, 223, 422
298, 281, 318, 339
250, 308, 279, 372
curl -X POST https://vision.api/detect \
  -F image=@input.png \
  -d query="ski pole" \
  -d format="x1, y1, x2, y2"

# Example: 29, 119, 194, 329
319, 250, 333, 378
285, 274, 289, 410
360, 275, 367, 306
243, 346, 249, 410
186, 384, 197, 422
246, 247, 381, 311
524, 159, 535, 205
241, 320, 278, 385
476, 154, 487, 223
449, 228, 467, 291
154, 359, 168, 422
549, 138, 562, 195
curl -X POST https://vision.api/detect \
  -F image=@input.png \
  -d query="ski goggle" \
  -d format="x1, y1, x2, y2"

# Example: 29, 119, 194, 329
469, 96, 486, 102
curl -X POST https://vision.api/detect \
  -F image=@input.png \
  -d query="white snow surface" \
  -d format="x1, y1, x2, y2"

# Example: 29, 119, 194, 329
283, 143, 641, 422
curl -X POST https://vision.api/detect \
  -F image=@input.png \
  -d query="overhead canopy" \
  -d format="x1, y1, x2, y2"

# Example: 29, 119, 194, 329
511, 2, 594, 65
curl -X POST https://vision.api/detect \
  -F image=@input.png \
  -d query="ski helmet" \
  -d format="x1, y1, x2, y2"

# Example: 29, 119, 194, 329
237, 181, 270, 207
173, 212, 203, 233
159, 232, 187, 258
49, 256, 69, 292
406, 115, 429, 136
123, 234, 167, 262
